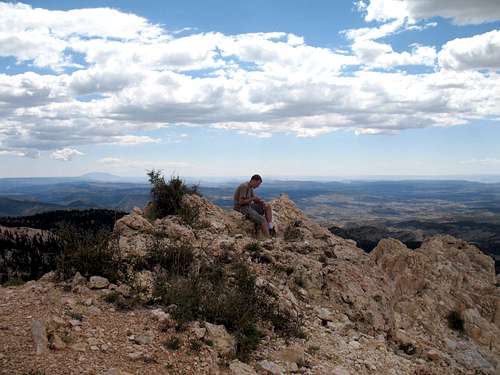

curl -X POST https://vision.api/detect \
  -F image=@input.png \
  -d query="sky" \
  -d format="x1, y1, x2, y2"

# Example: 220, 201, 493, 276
0, 0, 500, 178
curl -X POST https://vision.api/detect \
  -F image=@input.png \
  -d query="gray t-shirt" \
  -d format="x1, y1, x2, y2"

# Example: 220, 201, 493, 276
233, 182, 254, 210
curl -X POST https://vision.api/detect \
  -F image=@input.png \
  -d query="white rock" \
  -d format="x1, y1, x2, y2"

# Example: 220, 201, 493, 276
71, 272, 87, 289
89, 276, 110, 289
257, 360, 284, 375
229, 360, 258, 375
204, 322, 236, 357
133, 333, 153, 345
150, 308, 170, 322
31, 320, 48, 355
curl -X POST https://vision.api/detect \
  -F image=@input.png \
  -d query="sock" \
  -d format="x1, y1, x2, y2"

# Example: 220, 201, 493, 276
268, 223, 273, 229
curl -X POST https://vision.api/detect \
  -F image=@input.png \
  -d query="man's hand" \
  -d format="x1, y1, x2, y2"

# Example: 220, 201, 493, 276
253, 197, 263, 204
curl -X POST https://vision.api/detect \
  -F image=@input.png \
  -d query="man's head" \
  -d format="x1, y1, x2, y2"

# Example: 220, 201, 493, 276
249, 174, 262, 188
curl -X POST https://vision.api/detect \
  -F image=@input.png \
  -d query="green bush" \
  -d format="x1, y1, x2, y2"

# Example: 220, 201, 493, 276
244, 242, 261, 253
2, 277, 25, 287
147, 238, 194, 276
55, 225, 125, 282
147, 170, 199, 219
154, 260, 302, 361
163, 336, 182, 350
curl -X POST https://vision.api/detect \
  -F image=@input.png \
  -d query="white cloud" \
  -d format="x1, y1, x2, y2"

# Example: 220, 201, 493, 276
0, 2, 499, 158
460, 158, 500, 166
439, 30, 500, 70
50, 147, 84, 161
0, 2, 163, 69
112, 135, 160, 145
352, 40, 436, 67
0, 150, 26, 156
359, 0, 500, 24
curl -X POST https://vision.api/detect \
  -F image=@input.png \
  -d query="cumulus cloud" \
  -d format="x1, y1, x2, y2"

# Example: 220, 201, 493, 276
358, 0, 500, 24
0, 2, 499, 158
352, 40, 436, 67
439, 30, 500, 70
50, 147, 84, 161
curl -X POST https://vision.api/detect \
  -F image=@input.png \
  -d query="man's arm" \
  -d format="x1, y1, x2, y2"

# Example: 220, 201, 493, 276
238, 196, 255, 205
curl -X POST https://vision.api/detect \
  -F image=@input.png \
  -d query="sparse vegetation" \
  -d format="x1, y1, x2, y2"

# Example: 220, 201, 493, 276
102, 290, 140, 310
147, 170, 199, 220
154, 257, 303, 360
447, 310, 465, 332
189, 339, 203, 352
2, 277, 25, 287
0, 227, 61, 283
163, 336, 182, 350
68, 311, 83, 321
21, 371, 45, 375
146, 237, 194, 276
55, 225, 125, 282
245, 242, 261, 253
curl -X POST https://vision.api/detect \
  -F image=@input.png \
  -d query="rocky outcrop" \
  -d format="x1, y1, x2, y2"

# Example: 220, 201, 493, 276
1, 194, 499, 374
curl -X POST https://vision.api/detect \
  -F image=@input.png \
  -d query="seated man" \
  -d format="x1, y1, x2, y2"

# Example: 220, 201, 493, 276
233, 174, 275, 237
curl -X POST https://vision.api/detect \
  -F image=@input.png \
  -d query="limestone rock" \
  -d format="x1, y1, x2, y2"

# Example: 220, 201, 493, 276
229, 360, 258, 375
89, 276, 109, 289
276, 344, 305, 366
132, 333, 153, 345
256, 360, 284, 375
115, 212, 153, 232
39, 271, 56, 282
104, 368, 134, 375
71, 342, 86, 352
71, 272, 87, 290
31, 319, 48, 355
204, 322, 236, 357
49, 333, 66, 350
150, 308, 170, 322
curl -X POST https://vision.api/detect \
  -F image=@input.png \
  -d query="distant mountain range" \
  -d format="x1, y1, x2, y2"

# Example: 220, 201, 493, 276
1, 174, 499, 273
0, 173, 150, 216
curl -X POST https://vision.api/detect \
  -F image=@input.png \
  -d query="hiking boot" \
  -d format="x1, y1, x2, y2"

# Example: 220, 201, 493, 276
269, 227, 277, 237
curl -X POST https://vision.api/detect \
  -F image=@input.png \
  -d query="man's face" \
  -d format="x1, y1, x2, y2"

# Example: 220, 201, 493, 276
250, 179, 262, 188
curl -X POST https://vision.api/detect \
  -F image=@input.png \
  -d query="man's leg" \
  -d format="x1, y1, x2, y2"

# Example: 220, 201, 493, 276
264, 203, 273, 225
246, 205, 270, 238
263, 203, 275, 236
261, 220, 270, 237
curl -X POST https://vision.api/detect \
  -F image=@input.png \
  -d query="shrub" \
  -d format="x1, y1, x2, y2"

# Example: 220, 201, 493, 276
103, 291, 119, 304
147, 238, 194, 276
68, 312, 83, 321
147, 170, 199, 219
154, 260, 302, 361
2, 277, 25, 287
189, 339, 203, 352
178, 203, 201, 227
163, 336, 182, 350
244, 242, 261, 253
102, 291, 139, 310
55, 225, 125, 282
447, 310, 464, 332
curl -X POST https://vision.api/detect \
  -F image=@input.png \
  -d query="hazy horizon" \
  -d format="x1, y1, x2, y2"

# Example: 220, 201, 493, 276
2, 171, 500, 184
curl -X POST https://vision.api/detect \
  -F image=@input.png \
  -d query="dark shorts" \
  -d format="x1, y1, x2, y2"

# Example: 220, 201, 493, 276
238, 202, 266, 225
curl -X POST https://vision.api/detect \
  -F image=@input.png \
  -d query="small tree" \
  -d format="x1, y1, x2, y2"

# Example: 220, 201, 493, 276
146, 170, 199, 219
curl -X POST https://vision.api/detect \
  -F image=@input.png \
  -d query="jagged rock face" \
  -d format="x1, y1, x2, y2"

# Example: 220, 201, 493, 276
110, 195, 500, 373
370, 236, 500, 369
